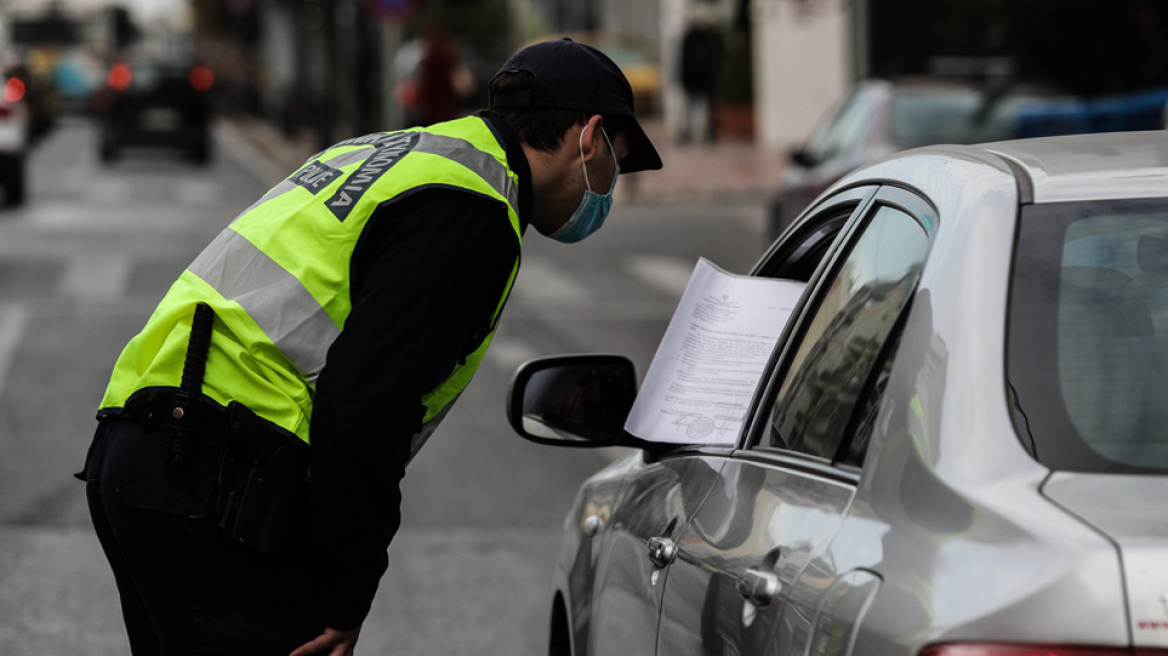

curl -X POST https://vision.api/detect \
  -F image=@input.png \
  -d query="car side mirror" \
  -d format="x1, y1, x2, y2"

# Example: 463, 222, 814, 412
507, 354, 638, 448
789, 147, 818, 168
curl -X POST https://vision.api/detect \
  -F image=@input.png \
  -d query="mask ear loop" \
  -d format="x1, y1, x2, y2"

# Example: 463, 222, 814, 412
578, 125, 616, 193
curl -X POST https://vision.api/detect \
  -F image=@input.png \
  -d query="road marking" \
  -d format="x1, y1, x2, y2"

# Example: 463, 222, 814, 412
512, 256, 594, 303
88, 178, 130, 203
57, 253, 132, 298
176, 180, 222, 206
0, 304, 29, 398
486, 336, 540, 372
625, 253, 697, 298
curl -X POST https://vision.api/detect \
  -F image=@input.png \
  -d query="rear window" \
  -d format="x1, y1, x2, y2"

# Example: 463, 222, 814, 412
128, 60, 190, 90
1008, 198, 1168, 473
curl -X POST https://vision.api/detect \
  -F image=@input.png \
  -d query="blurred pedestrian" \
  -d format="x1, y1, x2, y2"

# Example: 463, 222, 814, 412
679, 21, 721, 143
414, 25, 476, 126
77, 37, 660, 656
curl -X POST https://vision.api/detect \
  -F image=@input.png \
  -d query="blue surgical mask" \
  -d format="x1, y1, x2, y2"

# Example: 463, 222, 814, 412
550, 128, 619, 244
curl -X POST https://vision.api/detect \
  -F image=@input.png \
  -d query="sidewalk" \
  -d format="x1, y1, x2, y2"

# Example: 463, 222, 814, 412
218, 115, 787, 205
624, 118, 787, 204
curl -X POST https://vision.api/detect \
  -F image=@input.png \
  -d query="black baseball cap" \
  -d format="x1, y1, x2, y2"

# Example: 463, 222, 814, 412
489, 38, 663, 173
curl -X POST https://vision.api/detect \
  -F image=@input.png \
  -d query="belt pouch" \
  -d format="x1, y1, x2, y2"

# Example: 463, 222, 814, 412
215, 402, 309, 556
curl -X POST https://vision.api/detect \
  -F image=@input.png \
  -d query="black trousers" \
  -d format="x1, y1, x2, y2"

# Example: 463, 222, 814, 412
81, 418, 324, 655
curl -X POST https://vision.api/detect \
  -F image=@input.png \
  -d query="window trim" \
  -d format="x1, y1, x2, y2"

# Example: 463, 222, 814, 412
738, 185, 880, 446
755, 184, 878, 276
729, 447, 863, 485
740, 185, 937, 467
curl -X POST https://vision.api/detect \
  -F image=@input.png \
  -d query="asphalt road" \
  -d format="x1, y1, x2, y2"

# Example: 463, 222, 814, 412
0, 115, 768, 655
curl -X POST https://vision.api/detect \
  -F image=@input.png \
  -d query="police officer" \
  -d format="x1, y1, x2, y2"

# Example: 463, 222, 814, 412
78, 39, 661, 656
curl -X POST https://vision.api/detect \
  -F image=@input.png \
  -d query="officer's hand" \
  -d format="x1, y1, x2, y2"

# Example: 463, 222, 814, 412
289, 625, 362, 656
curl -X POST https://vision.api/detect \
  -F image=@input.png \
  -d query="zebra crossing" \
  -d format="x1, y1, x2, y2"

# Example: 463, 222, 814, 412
484, 252, 698, 372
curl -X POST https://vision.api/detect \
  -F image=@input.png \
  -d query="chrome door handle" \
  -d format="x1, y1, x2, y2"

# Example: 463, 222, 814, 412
737, 568, 781, 607
647, 536, 678, 568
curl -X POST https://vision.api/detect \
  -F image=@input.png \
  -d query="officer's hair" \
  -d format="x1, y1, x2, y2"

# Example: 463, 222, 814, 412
478, 70, 633, 153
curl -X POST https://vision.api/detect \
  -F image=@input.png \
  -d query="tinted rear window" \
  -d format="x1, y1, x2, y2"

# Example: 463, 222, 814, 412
1008, 198, 1168, 473
128, 60, 190, 89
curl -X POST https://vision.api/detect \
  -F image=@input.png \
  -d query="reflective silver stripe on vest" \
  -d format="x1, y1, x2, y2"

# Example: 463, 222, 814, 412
187, 229, 340, 383
193, 129, 518, 383
237, 131, 517, 217
412, 133, 519, 210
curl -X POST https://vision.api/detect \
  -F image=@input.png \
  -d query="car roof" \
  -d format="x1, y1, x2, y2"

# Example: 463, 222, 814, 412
835, 130, 1168, 206
983, 131, 1168, 203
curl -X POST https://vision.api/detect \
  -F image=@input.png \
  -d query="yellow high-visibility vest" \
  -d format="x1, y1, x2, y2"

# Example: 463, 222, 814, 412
99, 116, 523, 450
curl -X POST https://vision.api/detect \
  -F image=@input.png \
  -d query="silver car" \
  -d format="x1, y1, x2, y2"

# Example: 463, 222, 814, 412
508, 131, 1168, 655
764, 77, 1070, 243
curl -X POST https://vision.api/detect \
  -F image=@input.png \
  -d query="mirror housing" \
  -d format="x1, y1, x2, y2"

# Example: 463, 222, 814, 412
789, 146, 819, 169
507, 354, 638, 448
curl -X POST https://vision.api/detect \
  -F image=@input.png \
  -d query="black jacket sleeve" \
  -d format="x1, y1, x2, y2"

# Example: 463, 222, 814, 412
309, 187, 518, 630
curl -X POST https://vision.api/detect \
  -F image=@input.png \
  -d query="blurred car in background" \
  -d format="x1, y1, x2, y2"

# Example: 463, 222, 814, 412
509, 130, 1168, 656
765, 77, 1060, 241
767, 76, 1168, 242
52, 48, 101, 114
10, 51, 59, 141
93, 53, 214, 164
0, 63, 34, 206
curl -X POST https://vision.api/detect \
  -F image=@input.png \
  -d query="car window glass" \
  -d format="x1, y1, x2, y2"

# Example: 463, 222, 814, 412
802, 87, 876, 164
756, 209, 853, 282
891, 89, 1028, 147
1009, 199, 1168, 473
840, 320, 905, 466
765, 205, 929, 460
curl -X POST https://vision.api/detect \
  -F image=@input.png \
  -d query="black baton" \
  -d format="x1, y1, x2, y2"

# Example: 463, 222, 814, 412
167, 302, 215, 468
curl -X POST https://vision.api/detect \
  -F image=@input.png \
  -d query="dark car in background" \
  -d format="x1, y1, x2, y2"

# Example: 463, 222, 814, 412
93, 54, 214, 164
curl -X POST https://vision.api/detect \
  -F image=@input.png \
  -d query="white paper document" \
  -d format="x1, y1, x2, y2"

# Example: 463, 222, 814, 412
624, 258, 806, 445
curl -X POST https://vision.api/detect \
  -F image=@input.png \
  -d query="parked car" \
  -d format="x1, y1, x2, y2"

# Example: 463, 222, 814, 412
0, 63, 33, 206
93, 54, 214, 164
765, 77, 1071, 242
510, 130, 1168, 655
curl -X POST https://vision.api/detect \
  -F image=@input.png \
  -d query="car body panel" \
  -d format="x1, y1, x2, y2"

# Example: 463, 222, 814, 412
0, 107, 28, 151
985, 133, 1168, 203
556, 450, 732, 655
655, 455, 856, 655
1043, 474, 1168, 648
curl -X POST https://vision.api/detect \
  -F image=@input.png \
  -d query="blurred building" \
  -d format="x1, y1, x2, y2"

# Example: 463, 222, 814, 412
34, 0, 1156, 159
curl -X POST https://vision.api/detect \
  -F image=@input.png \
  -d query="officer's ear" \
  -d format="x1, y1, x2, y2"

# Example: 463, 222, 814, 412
579, 115, 605, 163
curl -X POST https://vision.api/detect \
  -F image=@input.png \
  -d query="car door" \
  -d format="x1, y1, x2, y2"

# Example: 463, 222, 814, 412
583, 188, 875, 655
654, 186, 935, 656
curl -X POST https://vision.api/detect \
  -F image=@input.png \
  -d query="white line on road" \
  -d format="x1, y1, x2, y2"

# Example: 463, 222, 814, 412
485, 336, 540, 372
511, 256, 594, 303
176, 180, 223, 206
625, 253, 697, 298
0, 304, 29, 398
57, 254, 132, 298
88, 178, 130, 204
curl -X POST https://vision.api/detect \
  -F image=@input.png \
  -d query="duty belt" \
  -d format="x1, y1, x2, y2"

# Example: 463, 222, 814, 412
119, 390, 229, 450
